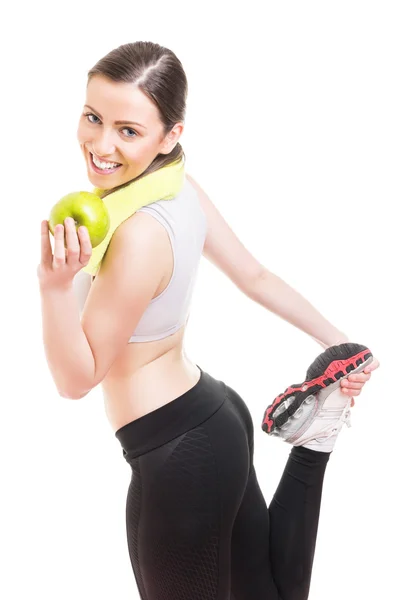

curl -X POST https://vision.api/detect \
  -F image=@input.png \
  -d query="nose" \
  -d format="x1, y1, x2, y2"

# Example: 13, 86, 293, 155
92, 129, 117, 159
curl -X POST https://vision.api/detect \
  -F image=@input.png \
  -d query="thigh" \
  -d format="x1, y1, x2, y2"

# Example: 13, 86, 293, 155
126, 403, 251, 600
230, 464, 281, 600
221, 384, 281, 599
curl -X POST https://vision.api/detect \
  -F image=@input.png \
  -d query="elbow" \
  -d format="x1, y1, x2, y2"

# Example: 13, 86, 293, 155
58, 369, 98, 400
59, 390, 81, 400
61, 375, 95, 400
59, 387, 90, 400
242, 266, 269, 297
58, 389, 77, 400
70, 389, 91, 400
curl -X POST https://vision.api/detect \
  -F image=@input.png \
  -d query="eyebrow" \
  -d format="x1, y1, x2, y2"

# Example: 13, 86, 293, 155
84, 105, 147, 130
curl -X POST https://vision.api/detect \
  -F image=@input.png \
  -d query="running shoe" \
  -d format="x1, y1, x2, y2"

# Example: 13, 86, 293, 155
262, 343, 374, 452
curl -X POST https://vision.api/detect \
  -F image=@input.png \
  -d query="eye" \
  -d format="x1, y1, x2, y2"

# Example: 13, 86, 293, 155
84, 112, 100, 124
83, 113, 137, 138
122, 127, 137, 138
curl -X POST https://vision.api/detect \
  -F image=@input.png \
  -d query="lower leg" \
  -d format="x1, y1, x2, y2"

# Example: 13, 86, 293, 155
268, 445, 330, 600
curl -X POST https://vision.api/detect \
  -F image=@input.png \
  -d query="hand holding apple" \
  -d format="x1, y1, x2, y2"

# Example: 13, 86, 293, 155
48, 191, 110, 248
37, 191, 110, 291
37, 216, 92, 291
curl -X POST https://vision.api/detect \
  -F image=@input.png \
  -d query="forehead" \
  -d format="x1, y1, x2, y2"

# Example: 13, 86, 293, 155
86, 75, 159, 122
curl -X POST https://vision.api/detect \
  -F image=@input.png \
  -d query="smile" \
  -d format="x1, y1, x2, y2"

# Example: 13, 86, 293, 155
89, 152, 123, 174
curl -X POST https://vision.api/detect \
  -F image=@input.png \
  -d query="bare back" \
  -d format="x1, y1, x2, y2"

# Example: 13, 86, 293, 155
99, 176, 202, 432
77, 173, 263, 433
101, 315, 201, 433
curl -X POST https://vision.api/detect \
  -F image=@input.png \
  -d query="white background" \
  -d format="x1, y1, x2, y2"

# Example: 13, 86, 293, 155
1, 1, 399, 598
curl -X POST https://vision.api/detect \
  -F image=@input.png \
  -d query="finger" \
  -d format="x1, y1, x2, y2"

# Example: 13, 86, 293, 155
342, 380, 363, 390
53, 224, 66, 267
78, 226, 92, 265
342, 387, 360, 396
351, 398, 355, 407
347, 373, 371, 383
40, 220, 53, 267
364, 358, 380, 373
64, 217, 81, 264
341, 387, 354, 396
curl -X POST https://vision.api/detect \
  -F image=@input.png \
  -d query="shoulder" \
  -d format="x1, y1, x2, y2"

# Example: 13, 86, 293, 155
186, 173, 216, 219
110, 210, 170, 254
186, 173, 207, 203
185, 173, 264, 289
185, 173, 220, 242
98, 211, 171, 282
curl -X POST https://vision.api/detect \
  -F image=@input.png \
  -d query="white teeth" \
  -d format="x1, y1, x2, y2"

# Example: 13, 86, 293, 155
92, 154, 120, 170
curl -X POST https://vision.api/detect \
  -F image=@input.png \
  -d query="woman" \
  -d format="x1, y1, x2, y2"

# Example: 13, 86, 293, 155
38, 41, 379, 600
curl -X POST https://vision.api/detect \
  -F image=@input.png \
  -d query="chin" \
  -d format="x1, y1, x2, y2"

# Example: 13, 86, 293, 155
86, 168, 98, 187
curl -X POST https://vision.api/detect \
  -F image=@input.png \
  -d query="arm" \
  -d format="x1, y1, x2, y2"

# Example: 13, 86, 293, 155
39, 212, 168, 399
39, 284, 96, 398
72, 270, 92, 317
248, 270, 349, 349
186, 174, 348, 349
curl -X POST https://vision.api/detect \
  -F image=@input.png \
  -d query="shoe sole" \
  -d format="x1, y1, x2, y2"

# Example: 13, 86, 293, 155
262, 343, 374, 434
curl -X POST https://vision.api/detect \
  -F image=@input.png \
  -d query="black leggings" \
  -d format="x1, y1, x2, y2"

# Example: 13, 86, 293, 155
115, 367, 330, 600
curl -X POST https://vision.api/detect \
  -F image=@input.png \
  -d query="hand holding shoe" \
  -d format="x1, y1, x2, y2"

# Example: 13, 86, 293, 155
340, 356, 380, 407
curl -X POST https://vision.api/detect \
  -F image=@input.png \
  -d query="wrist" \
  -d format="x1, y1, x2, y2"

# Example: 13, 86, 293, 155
39, 280, 74, 295
331, 332, 350, 345
313, 332, 349, 350
323, 332, 350, 349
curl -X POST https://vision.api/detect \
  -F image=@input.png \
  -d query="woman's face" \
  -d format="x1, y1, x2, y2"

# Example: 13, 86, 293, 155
77, 75, 183, 189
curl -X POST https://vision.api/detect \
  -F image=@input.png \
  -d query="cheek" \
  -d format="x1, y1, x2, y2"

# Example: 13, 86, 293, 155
123, 144, 145, 166
124, 151, 138, 167
76, 121, 85, 144
125, 138, 158, 164
76, 118, 90, 145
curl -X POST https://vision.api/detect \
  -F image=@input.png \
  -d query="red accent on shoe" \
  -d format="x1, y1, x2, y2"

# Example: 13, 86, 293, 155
262, 348, 371, 434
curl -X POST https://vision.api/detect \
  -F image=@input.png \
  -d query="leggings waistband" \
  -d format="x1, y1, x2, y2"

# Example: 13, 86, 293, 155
115, 366, 227, 462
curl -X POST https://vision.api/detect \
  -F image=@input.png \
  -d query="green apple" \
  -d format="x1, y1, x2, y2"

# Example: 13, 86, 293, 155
48, 191, 110, 248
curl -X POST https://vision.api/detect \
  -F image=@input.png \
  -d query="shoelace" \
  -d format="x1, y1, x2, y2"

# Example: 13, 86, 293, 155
313, 404, 352, 444
343, 406, 352, 428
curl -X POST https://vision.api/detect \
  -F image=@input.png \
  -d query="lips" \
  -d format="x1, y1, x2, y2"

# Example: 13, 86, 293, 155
90, 152, 122, 167
89, 152, 123, 174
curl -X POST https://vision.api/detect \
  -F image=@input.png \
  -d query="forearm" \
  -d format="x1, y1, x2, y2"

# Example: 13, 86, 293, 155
39, 283, 95, 398
249, 269, 349, 349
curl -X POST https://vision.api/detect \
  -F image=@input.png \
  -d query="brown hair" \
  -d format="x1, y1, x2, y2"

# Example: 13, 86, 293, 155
87, 41, 187, 198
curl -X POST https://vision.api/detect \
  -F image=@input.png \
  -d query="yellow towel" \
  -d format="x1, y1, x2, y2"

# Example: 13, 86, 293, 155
82, 158, 185, 277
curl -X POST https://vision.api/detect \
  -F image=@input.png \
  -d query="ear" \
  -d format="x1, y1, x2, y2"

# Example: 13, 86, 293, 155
160, 122, 184, 154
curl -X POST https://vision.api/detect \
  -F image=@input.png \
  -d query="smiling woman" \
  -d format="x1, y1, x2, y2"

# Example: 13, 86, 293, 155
76, 57, 185, 198
38, 40, 379, 600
